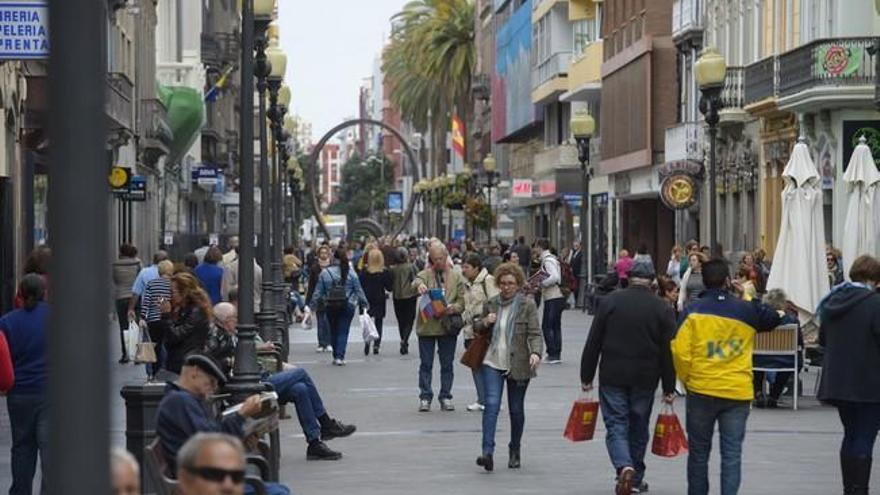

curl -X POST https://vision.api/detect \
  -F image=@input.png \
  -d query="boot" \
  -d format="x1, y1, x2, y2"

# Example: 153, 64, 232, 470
841, 455, 872, 494
364, 342, 370, 356
508, 448, 521, 469
306, 440, 342, 460
320, 418, 356, 440
476, 454, 494, 472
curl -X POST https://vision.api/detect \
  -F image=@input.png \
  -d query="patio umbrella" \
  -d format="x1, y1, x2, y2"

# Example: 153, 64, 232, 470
841, 135, 880, 280
766, 138, 829, 316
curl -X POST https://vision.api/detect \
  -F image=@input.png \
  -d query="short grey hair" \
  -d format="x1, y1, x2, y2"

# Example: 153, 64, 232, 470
111, 448, 139, 475
213, 302, 236, 322
763, 288, 788, 311
177, 433, 245, 472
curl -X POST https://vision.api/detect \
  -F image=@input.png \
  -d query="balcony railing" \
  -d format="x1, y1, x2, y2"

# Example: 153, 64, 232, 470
779, 37, 877, 98
533, 143, 578, 177
665, 122, 704, 163
106, 72, 133, 130
744, 55, 778, 106
672, 0, 703, 40
532, 51, 571, 89
721, 66, 745, 109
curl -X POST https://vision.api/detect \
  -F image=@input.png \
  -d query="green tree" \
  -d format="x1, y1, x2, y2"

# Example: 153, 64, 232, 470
383, 0, 475, 176
328, 154, 395, 221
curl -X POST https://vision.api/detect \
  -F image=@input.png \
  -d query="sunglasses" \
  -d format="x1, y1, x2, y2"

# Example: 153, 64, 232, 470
185, 466, 246, 484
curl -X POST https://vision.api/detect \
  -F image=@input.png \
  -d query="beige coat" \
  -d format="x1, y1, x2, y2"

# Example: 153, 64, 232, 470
461, 269, 499, 340
412, 267, 465, 337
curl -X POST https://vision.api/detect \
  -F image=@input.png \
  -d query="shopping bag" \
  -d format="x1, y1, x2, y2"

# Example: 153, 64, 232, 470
563, 391, 600, 442
124, 320, 140, 361
360, 314, 379, 343
301, 306, 313, 330
651, 403, 688, 457
134, 324, 157, 364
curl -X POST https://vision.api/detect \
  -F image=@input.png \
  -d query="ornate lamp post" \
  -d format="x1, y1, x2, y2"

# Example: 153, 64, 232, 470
695, 47, 727, 257
287, 155, 302, 246
482, 153, 498, 245
229, 0, 276, 398
265, 38, 288, 348
570, 108, 595, 312
284, 113, 298, 246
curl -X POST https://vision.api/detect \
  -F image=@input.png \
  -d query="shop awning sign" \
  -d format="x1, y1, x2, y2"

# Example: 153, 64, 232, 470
511, 179, 533, 198
0, 2, 48, 60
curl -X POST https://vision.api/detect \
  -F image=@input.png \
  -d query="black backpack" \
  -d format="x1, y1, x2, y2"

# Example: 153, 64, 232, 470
323, 269, 348, 313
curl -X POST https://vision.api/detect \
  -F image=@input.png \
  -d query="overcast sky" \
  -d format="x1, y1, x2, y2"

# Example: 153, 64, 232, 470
277, 0, 407, 141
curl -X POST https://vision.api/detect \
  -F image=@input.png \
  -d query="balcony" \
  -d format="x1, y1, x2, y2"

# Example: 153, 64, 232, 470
744, 55, 778, 108
777, 37, 877, 111
672, 0, 703, 43
202, 32, 241, 69
533, 143, 579, 177
140, 97, 172, 167
664, 122, 704, 163
532, 51, 571, 104
720, 66, 748, 124
106, 72, 133, 131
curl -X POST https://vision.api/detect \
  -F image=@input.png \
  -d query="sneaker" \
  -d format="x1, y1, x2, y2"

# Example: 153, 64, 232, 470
316, 346, 325, 353
321, 419, 356, 440
418, 399, 431, 412
332, 358, 346, 366
547, 358, 562, 365
616, 467, 635, 495
466, 402, 485, 412
326, 345, 333, 352
440, 398, 455, 411
306, 440, 342, 461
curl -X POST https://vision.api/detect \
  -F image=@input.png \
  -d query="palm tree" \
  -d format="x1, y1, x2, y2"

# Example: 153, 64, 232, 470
383, 0, 475, 177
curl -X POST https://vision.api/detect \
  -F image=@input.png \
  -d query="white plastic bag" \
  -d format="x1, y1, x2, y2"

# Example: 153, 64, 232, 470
360, 314, 379, 343
301, 306, 313, 329
124, 320, 140, 361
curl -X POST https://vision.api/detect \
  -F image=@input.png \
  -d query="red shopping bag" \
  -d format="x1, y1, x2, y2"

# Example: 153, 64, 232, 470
563, 392, 600, 442
651, 403, 688, 457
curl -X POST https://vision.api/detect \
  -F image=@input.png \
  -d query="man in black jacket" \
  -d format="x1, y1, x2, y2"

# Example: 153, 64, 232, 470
580, 260, 676, 495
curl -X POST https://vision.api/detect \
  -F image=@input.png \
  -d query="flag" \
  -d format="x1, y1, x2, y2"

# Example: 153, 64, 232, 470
452, 115, 465, 159
204, 65, 235, 102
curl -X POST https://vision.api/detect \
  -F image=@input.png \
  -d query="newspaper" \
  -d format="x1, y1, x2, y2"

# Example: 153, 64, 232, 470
221, 391, 279, 419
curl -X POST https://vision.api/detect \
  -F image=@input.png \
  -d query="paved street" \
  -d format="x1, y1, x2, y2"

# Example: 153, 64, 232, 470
0, 302, 876, 494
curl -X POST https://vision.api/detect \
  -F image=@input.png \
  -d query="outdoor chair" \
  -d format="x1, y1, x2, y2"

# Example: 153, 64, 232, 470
753, 323, 801, 410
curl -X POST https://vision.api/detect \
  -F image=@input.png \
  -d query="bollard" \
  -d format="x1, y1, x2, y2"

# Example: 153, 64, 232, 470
121, 382, 167, 494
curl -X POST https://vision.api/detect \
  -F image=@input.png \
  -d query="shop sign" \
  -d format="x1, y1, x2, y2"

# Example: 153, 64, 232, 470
109, 166, 131, 195
387, 191, 403, 214
511, 179, 533, 198
192, 167, 219, 188
537, 179, 556, 196
660, 173, 698, 210
0, 2, 48, 60
563, 193, 582, 209
121, 175, 146, 201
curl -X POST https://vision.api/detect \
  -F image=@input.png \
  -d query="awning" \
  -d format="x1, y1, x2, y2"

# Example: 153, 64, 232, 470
159, 84, 206, 164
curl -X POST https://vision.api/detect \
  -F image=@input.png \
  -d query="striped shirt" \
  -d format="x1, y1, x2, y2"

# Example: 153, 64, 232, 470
140, 277, 172, 323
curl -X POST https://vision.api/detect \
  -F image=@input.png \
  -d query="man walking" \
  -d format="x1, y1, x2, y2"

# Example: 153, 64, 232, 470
569, 241, 583, 306
536, 239, 565, 363
580, 260, 676, 494
671, 259, 781, 495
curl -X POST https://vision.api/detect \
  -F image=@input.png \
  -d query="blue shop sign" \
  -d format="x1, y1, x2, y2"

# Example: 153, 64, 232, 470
563, 193, 582, 209
0, 2, 48, 60
192, 167, 219, 186
122, 175, 147, 202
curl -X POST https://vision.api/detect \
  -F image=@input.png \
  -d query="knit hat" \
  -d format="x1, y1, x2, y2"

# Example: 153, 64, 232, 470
629, 259, 656, 280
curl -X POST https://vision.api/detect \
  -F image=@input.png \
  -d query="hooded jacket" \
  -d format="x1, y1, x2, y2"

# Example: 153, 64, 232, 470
816, 284, 880, 403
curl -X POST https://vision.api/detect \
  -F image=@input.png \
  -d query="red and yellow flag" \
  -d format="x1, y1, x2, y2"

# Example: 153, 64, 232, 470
452, 115, 465, 158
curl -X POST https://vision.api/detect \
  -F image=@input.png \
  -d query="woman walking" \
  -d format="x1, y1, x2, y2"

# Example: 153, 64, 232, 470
677, 252, 707, 311
311, 248, 369, 365
390, 247, 419, 355
472, 263, 543, 471
665, 245, 682, 285
817, 255, 880, 494
140, 260, 174, 379
160, 272, 213, 375
112, 244, 141, 363
359, 248, 392, 355
194, 246, 225, 305
461, 254, 499, 412
307, 245, 334, 352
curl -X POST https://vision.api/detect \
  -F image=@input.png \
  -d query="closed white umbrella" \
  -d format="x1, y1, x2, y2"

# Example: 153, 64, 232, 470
766, 138, 829, 316
841, 135, 880, 280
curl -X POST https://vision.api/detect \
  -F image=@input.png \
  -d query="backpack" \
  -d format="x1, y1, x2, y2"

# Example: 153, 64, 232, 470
559, 259, 578, 298
323, 269, 349, 313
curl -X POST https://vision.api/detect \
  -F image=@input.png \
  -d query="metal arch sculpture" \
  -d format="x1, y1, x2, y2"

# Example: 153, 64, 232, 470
307, 118, 421, 240
349, 218, 385, 240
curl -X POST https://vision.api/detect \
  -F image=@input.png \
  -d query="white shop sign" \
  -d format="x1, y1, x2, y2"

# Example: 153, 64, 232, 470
0, 2, 49, 60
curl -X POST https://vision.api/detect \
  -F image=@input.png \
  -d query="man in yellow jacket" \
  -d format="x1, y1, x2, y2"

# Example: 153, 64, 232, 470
671, 259, 781, 495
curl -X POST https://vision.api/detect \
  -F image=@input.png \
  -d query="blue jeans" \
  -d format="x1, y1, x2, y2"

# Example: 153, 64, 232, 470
541, 297, 565, 360
464, 339, 486, 405
265, 368, 326, 442
686, 393, 751, 495
327, 305, 355, 360
418, 335, 457, 401
480, 366, 530, 455
246, 481, 291, 495
316, 311, 331, 348
7, 393, 48, 495
837, 401, 880, 458
599, 385, 656, 485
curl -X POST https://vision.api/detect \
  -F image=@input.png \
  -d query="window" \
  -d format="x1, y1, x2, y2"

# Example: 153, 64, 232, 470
573, 6, 602, 57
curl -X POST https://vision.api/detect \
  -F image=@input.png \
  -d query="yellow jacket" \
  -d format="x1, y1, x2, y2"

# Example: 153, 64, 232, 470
671, 289, 781, 401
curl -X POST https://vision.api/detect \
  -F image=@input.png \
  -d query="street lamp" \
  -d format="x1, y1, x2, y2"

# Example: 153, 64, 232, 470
570, 108, 595, 312
695, 46, 727, 257
229, 0, 277, 399
266, 37, 288, 350
482, 153, 497, 245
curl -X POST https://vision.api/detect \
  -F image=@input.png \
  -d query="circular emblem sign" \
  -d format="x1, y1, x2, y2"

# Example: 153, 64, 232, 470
660, 173, 697, 210
109, 167, 130, 189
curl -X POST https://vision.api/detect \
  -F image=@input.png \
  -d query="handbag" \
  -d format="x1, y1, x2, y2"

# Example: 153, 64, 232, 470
460, 331, 490, 369
134, 324, 157, 364
563, 391, 600, 442
651, 403, 688, 457
441, 313, 465, 336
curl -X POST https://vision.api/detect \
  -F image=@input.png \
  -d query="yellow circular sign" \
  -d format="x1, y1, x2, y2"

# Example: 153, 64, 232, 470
109, 167, 129, 188
661, 174, 697, 210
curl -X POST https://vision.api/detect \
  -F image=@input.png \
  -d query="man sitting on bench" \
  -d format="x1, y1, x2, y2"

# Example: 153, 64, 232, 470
155, 354, 291, 495
207, 302, 356, 461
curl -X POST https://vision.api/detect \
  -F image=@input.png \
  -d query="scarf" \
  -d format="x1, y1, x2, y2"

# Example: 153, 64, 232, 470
494, 293, 521, 346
